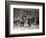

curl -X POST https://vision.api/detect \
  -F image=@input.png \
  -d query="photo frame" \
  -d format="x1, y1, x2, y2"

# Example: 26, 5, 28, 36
5, 1, 45, 37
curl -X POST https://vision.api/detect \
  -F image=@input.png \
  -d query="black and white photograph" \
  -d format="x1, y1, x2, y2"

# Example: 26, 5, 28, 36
5, 1, 45, 37
13, 8, 39, 30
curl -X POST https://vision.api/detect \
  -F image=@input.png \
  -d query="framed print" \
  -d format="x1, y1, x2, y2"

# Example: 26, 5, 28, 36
5, 1, 45, 37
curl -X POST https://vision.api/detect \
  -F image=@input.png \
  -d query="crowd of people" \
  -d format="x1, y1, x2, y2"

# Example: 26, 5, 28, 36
14, 13, 39, 27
